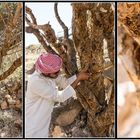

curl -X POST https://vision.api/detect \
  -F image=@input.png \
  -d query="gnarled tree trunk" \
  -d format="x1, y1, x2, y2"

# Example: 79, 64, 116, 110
72, 3, 114, 136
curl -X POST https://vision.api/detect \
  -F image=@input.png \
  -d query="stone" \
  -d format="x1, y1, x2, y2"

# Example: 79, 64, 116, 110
51, 126, 66, 137
14, 119, 22, 129
15, 100, 22, 110
7, 98, 16, 105
56, 107, 82, 126
5, 94, 11, 99
1, 101, 8, 110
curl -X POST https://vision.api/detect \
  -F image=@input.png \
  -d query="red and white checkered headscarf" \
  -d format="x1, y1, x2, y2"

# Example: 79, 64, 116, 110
35, 53, 62, 74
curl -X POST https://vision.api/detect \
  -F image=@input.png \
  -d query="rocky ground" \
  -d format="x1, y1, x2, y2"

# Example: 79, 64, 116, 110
49, 108, 92, 138
0, 78, 22, 138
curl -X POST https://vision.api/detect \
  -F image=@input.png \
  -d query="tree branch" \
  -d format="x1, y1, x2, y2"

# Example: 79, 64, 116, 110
26, 12, 57, 45
0, 57, 21, 81
25, 6, 78, 76
26, 6, 37, 24
26, 15, 57, 44
54, 3, 69, 39
25, 26, 57, 54
6, 48, 22, 56
54, 3, 78, 75
13, 3, 23, 26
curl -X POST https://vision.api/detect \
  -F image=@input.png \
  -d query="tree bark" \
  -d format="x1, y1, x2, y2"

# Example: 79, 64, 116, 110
72, 3, 114, 136
0, 57, 21, 81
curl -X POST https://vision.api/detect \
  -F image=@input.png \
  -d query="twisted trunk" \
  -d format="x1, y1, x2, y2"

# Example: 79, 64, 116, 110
72, 3, 114, 136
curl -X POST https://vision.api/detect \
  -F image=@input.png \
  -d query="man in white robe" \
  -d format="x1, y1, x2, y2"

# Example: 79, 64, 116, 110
25, 53, 89, 138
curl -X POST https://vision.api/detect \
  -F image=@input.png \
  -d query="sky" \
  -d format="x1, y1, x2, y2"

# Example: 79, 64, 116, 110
25, 3, 72, 47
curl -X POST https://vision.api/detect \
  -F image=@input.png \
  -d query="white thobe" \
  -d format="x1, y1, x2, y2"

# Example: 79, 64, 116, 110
25, 71, 76, 138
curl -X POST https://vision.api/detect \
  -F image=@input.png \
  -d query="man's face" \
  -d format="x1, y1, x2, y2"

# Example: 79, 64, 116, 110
43, 70, 60, 79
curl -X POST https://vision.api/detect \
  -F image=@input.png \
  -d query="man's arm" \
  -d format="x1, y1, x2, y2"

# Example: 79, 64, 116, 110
71, 71, 89, 89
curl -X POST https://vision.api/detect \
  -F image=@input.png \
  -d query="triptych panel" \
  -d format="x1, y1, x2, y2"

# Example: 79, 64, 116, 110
0, 1, 139, 139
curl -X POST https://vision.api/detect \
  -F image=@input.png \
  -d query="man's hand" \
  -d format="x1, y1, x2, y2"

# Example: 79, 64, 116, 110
71, 70, 90, 89
77, 71, 90, 81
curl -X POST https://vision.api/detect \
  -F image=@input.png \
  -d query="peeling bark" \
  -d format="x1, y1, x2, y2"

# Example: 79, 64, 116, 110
72, 3, 114, 136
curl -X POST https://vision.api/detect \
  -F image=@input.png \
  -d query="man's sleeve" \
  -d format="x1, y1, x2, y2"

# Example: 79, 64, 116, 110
29, 78, 76, 103
56, 75, 77, 89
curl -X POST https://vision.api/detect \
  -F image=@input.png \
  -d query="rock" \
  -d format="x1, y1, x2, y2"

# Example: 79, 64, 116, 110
0, 132, 6, 137
14, 119, 22, 129
5, 94, 11, 99
55, 104, 82, 126
15, 100, 22, 110
7, 98, 16, 105
1, 86, 6, 91
7, 82, 14, 89
52, 126, 66, 137
1, 101, 8, 110
17, 89, 22, 99
56, 109, 77, 126
2, 89, 9, 95
51, 100, 82, 127
9, 104, 15, 109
